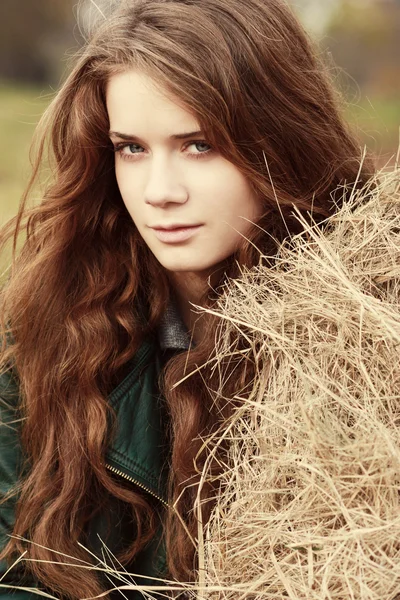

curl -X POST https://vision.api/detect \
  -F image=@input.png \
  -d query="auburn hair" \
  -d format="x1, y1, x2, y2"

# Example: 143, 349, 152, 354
0, 0, 374, 597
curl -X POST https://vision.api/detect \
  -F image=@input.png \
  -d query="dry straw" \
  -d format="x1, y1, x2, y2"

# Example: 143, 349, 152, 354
194, 164, 400, 600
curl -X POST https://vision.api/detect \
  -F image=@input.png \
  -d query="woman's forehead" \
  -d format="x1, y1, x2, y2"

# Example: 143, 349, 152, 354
106, 70, 201, 140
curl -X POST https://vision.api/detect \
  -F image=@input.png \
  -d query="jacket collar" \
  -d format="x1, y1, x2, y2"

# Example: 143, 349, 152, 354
158, 297, 192, 350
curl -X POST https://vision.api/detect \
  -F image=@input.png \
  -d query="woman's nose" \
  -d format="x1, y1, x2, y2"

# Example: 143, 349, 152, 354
144, 157, 189, 207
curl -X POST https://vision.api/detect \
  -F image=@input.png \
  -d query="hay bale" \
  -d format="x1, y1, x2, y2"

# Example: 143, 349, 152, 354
199, 168, 400, 600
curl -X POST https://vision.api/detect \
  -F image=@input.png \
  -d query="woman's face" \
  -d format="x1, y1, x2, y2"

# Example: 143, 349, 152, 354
106, 70, 261, 277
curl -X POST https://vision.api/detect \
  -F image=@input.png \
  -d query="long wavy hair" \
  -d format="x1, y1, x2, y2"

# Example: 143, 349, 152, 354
0, 0, 374, 597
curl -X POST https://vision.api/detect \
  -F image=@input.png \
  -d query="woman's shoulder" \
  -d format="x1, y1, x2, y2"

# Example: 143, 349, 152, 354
0, 327, 20, 409
0, 316, 188, 412
0, 366, 20, 410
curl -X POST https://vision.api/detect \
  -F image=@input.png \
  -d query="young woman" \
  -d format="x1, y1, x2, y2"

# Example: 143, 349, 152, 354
0, 0, 374, 598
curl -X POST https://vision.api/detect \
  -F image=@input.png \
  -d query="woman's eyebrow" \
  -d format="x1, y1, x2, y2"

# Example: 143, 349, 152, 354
109, 130, 203, 141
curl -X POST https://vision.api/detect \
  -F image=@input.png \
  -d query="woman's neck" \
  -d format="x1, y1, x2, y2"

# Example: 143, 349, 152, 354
168, 271, 210, 345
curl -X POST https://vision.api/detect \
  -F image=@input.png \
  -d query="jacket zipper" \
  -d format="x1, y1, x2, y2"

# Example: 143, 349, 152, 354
105, 462, 169, 507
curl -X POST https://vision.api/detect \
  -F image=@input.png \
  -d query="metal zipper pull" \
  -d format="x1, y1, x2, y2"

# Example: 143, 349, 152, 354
105, 463, 169, 507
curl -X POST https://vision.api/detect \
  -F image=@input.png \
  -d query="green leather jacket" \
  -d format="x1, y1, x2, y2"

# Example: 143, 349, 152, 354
0, 335, 170, 600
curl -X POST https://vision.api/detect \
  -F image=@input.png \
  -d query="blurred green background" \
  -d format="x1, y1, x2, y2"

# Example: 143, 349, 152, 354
0, 0, 399, 227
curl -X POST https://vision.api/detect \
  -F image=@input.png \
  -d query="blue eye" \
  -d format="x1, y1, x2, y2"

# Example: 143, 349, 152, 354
190, 141, 211, 153
185, 141, 213, 159
122, 144, 144, 155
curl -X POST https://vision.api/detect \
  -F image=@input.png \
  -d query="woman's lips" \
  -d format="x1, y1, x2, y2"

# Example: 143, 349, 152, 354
151, 225, 203, 243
